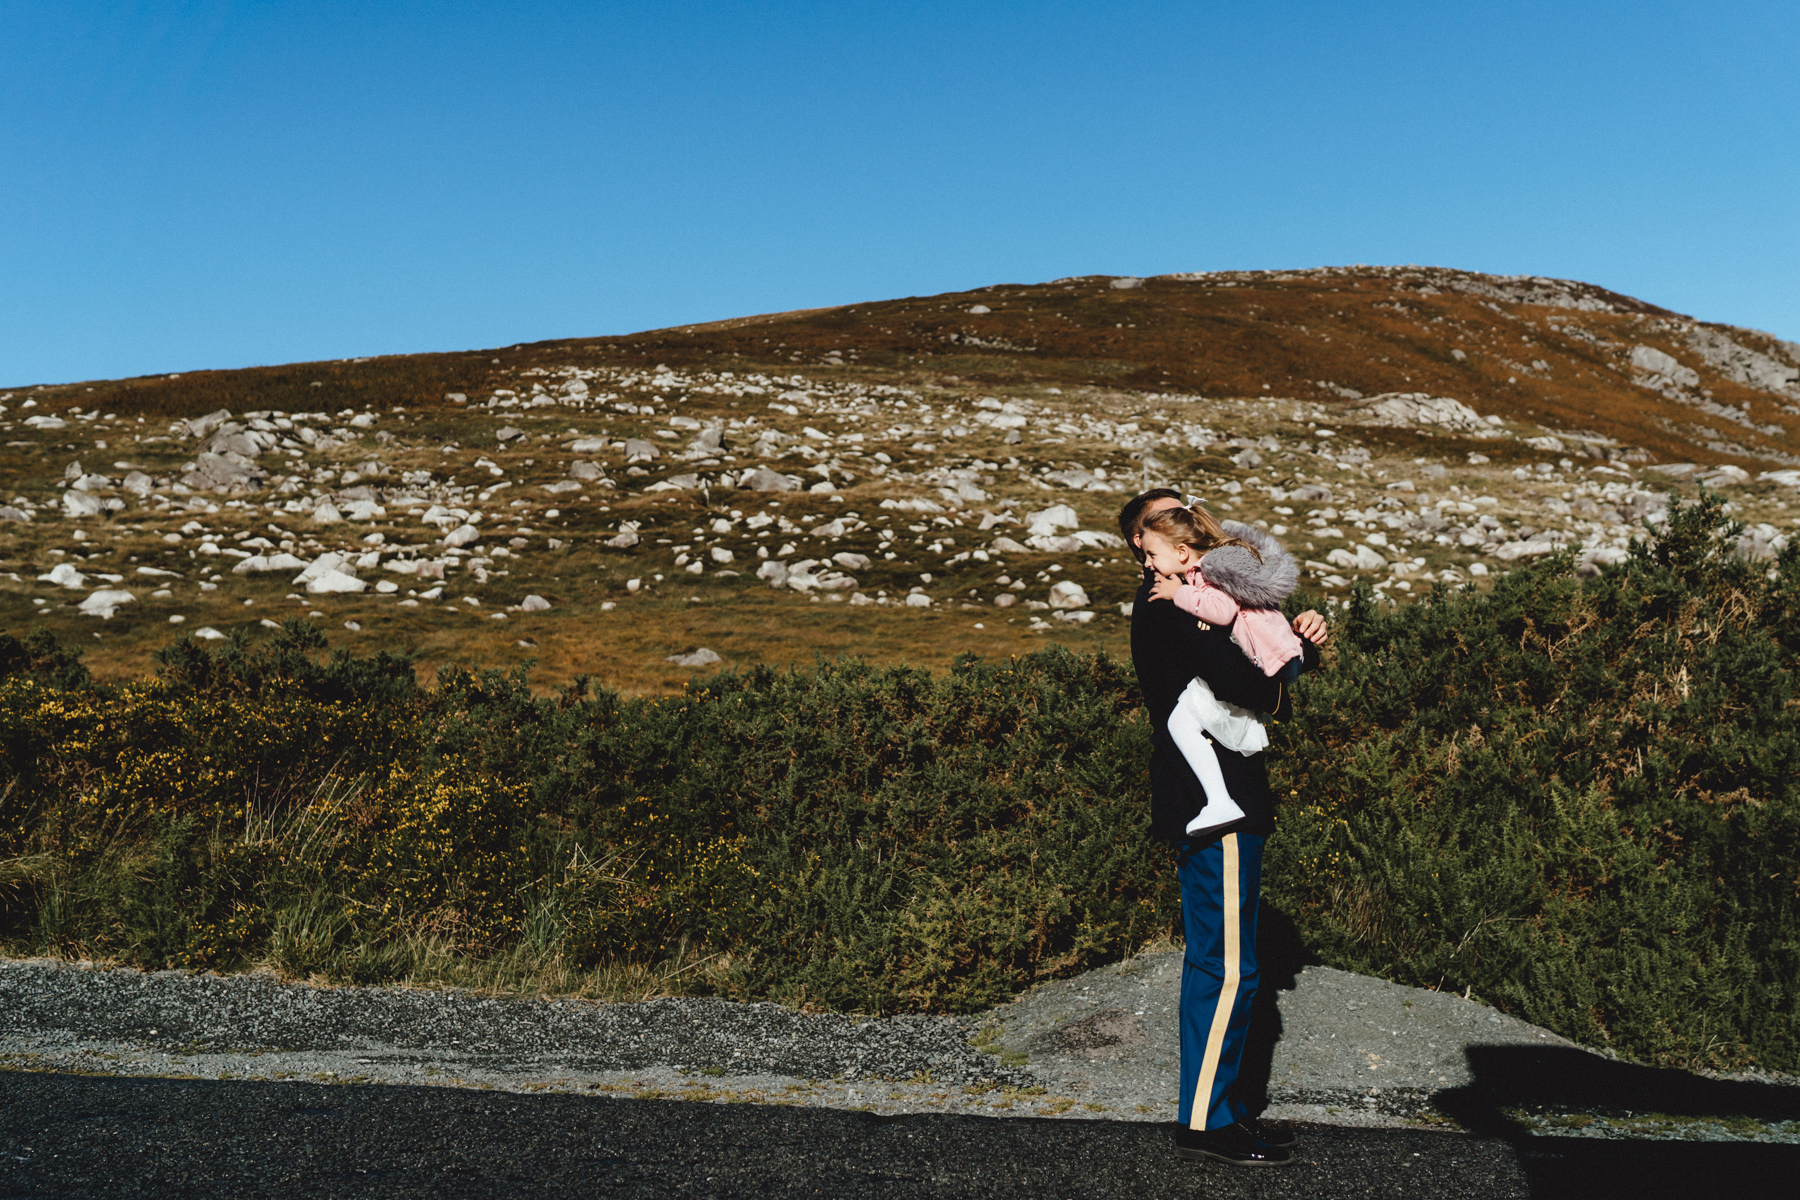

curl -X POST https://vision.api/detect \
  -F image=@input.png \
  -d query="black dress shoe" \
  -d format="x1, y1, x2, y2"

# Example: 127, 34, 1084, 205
1173, 1121, 1295, 1166
1242, 1117, 1297, 1148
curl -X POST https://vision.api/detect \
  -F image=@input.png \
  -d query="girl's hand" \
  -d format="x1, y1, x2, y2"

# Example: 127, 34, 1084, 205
1292, 608, 1331, 648
1149, 574, 1181, 603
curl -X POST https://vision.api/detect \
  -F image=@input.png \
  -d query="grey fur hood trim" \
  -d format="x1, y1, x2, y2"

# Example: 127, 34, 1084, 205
1201, 522, 1299, 609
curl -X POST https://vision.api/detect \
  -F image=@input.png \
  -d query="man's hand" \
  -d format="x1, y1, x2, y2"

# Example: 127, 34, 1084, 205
1292, 608, 1331, 648
1149, 574, 1182, 603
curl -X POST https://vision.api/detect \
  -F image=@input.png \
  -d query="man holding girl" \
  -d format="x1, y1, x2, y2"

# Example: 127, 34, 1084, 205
1117, 488, 1330, 1168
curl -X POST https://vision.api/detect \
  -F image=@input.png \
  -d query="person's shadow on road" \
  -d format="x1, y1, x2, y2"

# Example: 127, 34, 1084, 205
1236, 901, 1800, 1198
1238, 899, 1316, 1120
1438, 1044, 1800, 1198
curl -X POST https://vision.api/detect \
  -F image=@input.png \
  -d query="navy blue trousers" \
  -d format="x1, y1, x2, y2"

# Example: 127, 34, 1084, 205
1176, 831, 1264, 1131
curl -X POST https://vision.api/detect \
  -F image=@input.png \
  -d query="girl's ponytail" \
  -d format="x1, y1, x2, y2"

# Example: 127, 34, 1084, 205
1140, 503, 1262, 560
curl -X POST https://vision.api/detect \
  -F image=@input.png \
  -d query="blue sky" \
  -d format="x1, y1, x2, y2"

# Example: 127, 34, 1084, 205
3, 1, 1795, 384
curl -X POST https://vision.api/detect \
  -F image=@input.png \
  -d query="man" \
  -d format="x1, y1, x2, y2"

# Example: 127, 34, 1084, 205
1117, 488, 1330, 1168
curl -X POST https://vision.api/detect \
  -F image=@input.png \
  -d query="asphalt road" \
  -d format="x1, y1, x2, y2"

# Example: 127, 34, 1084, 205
2, 1072, 1795, 1199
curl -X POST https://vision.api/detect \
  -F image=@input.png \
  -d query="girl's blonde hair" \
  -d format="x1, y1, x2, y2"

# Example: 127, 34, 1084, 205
1139, 503, 1261, 560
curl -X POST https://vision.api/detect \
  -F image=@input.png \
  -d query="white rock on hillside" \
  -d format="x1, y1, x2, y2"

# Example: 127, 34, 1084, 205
1042, 468, 1112, 491
644, 473, 700, 493
1686, 326, 1800, 395
1327, 545, 1387, 571
38, 563, 87, 589
741, 468, 799, 492
666, 647, 722, 667
1630, 345, 1700, 388
306, 570, 367, 594
1736, 524, 1788, 561
79, 589, 135, 618
183, 410, 233, 439
1026, 504, 1080, 534
519, 594, 551, 612
1698, 464, 1750, 486
312, 502, 344, 524
61, 490, 104, 517
232, 553, 308, 574
443, 524, 481, 548
383, 559, 444, 579
293, 552, 352, 582
1048, 581, 1090, 609
184, 450, 265, 492
1353, 393, 1495, 434
686, 426, 725, 456
208, 428, 264, 458
1577, 547, 1629, 576
1031, 528, 1121, 553
784, 560, 856, 592
1494, 537, 1561, 561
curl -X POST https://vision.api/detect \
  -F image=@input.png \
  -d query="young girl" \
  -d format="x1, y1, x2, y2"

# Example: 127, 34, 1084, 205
1137, 504, 1304, 837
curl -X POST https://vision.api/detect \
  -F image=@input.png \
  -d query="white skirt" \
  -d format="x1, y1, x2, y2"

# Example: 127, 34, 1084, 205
1177, 676, 1269, 756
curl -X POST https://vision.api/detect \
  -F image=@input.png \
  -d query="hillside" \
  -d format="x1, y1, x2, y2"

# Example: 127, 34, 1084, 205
3, 264, 1799, 690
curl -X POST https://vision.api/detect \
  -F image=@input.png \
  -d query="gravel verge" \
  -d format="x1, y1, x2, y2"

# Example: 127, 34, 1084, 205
5, 952, 1796, 1142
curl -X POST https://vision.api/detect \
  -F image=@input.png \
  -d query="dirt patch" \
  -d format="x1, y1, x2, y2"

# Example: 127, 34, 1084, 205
1037, 1008, 1148, 1061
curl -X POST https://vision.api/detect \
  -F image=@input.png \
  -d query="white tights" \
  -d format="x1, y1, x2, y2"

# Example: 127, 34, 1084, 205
1168, 677, 1267, 835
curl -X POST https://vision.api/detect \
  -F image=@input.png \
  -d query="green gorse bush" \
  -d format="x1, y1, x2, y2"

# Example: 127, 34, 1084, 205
1267, 492, 1800, 1071
1, 493, 1795, 1072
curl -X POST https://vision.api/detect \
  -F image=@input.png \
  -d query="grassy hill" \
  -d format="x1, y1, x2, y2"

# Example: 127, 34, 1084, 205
3, 265, 1798, 691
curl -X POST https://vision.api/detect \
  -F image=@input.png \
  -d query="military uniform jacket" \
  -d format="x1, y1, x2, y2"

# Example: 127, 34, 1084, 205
1129, 571, 1318, 843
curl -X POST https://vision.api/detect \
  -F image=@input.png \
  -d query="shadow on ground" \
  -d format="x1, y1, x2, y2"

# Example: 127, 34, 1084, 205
1232, 901, 1800, 1197
1441, 1044, 1800, 1130
1440, 1045, 1800, 1196
4, 1069, 1520, 1199
1240, 899, 1318, 1111
4, 1069, 1795, 1198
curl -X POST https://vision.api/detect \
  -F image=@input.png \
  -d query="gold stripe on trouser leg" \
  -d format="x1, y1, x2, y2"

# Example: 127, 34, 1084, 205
1189, 832, 1241, 1130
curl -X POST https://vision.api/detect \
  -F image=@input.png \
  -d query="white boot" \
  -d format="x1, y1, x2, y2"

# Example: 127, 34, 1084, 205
1185, 789, 1245, 837
1169, 688, 1247, 837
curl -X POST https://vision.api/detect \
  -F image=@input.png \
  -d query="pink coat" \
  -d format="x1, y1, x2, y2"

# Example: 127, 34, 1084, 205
1172, 565, 1304, 676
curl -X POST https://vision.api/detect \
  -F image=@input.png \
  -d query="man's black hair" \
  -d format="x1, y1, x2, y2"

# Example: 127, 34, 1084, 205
1117, 488, 1184, 564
